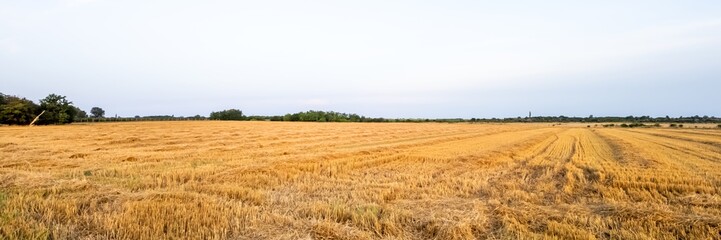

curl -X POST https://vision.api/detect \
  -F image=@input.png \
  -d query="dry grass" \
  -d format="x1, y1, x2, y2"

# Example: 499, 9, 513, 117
1, 121, 720, 239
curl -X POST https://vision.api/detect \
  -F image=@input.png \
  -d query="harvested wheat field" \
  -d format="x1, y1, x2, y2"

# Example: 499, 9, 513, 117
1, 121, 720, 239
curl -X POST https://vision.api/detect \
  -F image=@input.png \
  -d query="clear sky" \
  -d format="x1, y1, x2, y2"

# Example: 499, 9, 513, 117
2, 1, 720, 118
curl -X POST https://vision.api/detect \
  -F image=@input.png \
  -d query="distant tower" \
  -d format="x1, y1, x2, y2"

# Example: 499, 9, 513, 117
529, 111, 532, 118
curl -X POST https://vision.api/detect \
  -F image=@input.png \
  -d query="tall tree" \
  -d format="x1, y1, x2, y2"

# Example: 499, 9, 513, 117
0, 94, 40, 125
0, 92, 6, 106
38, 94, 77, 125
91, 107, 105, 118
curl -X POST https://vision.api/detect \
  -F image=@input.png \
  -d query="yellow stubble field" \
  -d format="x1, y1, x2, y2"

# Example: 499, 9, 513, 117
1, 121, 720, 239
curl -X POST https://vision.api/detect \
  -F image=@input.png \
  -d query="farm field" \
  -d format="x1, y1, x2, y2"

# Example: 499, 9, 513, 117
1, 121, 721, 239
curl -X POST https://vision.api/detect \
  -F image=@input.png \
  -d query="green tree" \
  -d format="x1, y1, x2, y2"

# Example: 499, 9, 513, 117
38, 94, 77, 125
73, 106, 87, 120
0, 94, 40, 125
209, 109, 245, 120
91, 107, 105, 118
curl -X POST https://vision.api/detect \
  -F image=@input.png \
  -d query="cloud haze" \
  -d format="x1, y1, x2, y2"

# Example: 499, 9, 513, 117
2, 1, 720, 118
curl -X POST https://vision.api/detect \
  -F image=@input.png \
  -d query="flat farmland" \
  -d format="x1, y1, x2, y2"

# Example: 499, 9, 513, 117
1, 122, 720, 239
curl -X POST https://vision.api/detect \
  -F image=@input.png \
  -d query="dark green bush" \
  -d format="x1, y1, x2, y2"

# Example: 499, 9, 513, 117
209, 109, 245, 120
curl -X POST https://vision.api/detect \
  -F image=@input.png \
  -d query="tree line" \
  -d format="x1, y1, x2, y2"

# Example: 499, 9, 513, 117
468, 115, 721, 124
209, 109, 390, 122
0, 93, 106, 125
210, 109, 721, 124
2, 92, 720, 125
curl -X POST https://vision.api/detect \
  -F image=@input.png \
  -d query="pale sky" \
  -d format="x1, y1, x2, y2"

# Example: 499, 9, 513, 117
2, 1, 720, 118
